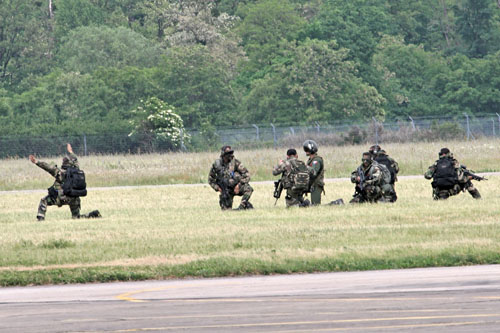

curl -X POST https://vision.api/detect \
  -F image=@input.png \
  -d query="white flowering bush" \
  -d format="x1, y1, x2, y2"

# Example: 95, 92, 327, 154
129, 97, 190, 151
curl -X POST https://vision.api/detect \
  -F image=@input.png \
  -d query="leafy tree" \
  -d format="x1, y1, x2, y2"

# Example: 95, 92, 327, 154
129, 97, 189, 151
236, 0, 306, 73
373, 35, 449, 117
56, 26, 162, 73
54, 0, 107, 39
155, 45, 237, 128
0, 0, 53, 87
453, 0, 495, 57
242, 39, 385, 123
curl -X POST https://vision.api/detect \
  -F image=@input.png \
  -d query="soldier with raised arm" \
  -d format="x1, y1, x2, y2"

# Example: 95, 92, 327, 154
29, 143, 101, 221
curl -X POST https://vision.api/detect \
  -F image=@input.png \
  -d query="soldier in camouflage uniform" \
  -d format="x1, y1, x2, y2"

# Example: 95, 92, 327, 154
29, 143, 101, 221
303, 140, 324, 205
369, 145, 399, 202
424, 148, 481, 200
350, 152, 392, 204
208, 145, 254, 210
272, 148, 310, 208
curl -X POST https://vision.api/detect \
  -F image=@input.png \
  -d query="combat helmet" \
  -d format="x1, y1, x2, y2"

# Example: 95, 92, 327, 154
303, 140, 318, 154
369, 144, 381, 155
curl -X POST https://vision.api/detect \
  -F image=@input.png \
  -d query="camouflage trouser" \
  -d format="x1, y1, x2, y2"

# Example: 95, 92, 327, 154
460, 181, 481, 199
219, 183, 253, 210
285, 188, 307, 208
433, 181, 480, 200
381, 183, 397, 202
350, 185, 382, 204
310, 185, 323, 206
37, 194, 81, 219
432, 184, 461, 200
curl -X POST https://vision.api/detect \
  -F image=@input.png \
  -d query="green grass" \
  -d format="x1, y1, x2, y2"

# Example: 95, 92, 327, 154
1, 174, 499, 286
1, 139, 499, 190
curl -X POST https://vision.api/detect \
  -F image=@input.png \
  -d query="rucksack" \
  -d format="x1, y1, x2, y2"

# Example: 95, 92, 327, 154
375, 155, 396, 183
62, 167, 87, 197
375, 162, 392, 185
432, 158, 458, 189
289, 159, 310, 192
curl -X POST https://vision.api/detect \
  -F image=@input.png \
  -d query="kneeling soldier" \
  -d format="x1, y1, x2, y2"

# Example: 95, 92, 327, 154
272, 148, 310, 208
208, 145, 254, 210
29, 143, 101, 221
350, 152, 392, 204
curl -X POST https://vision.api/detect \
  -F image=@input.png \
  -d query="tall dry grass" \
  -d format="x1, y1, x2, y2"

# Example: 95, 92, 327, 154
1, 139, 499, 191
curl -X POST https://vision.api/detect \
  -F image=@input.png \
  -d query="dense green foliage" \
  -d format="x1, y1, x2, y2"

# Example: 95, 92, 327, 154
1, 0, 499, 137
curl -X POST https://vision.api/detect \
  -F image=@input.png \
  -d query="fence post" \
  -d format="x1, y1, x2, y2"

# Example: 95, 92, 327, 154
290, 127, 295, 136
464, 113, 475, 140
252, 124, 260, 141
408, 116, 416, 130
180, 129, 187, 151
492, 119, 496, 137
83, 134, 87, 156
315, 121, 320, 134
497, 113, 500, 136
270, 123, 277, 149
372, 117, 379, 145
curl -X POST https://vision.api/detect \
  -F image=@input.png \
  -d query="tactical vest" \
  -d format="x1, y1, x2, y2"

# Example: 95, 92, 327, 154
432, 158, 458, 189
374, 162, 392, 185
289, 159, 310, 192
375, 154, 396, 183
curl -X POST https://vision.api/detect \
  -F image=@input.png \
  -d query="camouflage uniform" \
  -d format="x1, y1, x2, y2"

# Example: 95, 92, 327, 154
306, 155, 324, 205
272, 157, 308, 208
350, 160, 389, 203
373, 150, 399, 202
36, 152, 82, 219
424, 153, 481, 200
208, 150, 253, 210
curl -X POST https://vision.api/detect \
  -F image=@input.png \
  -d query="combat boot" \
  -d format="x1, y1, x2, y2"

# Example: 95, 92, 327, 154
87, 210, 102, 218
37, 216, 45, 221
469, 189, 481, 199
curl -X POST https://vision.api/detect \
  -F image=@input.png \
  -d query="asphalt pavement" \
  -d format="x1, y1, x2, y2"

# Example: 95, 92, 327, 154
2, 265, 500, 332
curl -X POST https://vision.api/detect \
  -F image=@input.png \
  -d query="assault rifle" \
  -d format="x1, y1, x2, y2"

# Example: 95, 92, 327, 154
216, 178, 232, 204
461, 165, 488, 181
273, 179, 284, 205
356, 166, 367, 192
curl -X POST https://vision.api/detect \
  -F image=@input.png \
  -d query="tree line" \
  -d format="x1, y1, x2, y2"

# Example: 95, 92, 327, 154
0, 0, 499, 140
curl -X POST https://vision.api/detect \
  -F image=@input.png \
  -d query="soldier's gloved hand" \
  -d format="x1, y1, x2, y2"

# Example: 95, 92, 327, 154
29, 155, 37, 164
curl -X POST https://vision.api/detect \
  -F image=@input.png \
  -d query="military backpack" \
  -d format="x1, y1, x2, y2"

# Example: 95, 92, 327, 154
432, 158, 458, 189
375, 155, 396, 183
375, 162, 392, 185
62, 167, 87, 197
289, 159, 310, 192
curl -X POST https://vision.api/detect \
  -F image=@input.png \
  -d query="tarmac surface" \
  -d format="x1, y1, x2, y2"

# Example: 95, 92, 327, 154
2, 265, 500, 332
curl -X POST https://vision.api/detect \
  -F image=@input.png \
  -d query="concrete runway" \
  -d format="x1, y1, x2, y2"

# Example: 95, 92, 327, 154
2, 265, 500, 332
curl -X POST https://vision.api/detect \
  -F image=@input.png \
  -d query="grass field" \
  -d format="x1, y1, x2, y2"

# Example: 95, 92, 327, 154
1, 173, 499, 286
1, 139, 499, 190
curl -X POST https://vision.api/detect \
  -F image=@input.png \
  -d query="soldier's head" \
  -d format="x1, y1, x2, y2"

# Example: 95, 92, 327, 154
369, 145, 381, 156
362, 152, 372, 167
439, 147, 450, 158
286, 148, 297, 158
303, 140, 318, 156
220, 145, 234, 162
61, 156, 71, 170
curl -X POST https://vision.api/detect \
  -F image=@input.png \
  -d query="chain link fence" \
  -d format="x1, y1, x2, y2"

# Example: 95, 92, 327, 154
2, 114, 500, 157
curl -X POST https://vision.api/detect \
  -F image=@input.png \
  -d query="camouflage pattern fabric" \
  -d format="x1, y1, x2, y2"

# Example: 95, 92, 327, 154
374, 151, 399, 202
306, 155, 324, 205
272, 157, 307, 207
349, 161, 390, 204
35, 152, 99, 219
208, 156, 253, 210
424, 154, 481, 200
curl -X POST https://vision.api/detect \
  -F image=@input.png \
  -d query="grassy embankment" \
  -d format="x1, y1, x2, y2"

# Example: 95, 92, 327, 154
0, 139, 499, 286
